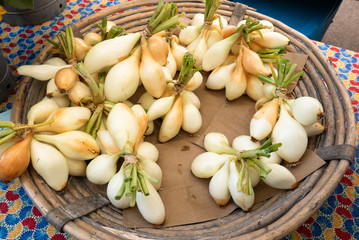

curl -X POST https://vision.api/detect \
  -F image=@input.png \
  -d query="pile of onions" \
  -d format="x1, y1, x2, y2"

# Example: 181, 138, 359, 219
87, 102, 165, 225
191, 133, 296, 211
198, 17, 290, 101
180, 0, 224, 66
139, 52, 203, 142
249, 58, 325, 164
2, 0, 327, 225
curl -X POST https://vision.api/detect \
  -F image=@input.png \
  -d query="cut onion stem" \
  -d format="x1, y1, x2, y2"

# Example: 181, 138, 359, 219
258, 58, 305, 95
114, 153, 159, 207
96, 17, 127, 40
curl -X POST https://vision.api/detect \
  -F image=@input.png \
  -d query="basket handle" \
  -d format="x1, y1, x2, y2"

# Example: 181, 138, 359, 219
314, 144, 356, 164
228, 2, 248, 26
45, 193, 110, 232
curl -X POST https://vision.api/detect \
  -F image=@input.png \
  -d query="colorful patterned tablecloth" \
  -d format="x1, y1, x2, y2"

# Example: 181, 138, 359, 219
0, 1, 359, 239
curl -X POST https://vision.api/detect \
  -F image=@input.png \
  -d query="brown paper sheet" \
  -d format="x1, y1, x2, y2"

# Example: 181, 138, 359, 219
123, 52, 324, 228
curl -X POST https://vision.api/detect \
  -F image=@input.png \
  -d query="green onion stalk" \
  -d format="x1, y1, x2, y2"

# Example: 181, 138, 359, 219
143, 0, 185, 38
216, 137, 281, 195
0, 119, 54, 146
74, 63, 115, 138
257, 58, 305, 100
206, 17, 267, 63
221, 17, 266, 49
172, 52, 202, 94
46, 26, 77, 65
256, 47, 286, 63
45, 23, 127, 139
203, 0, 222, 27
96, 17, 127, 40
114, 153, 159, 207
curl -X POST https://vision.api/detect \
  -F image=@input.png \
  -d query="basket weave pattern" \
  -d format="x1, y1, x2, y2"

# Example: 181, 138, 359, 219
11, 0, 356, 239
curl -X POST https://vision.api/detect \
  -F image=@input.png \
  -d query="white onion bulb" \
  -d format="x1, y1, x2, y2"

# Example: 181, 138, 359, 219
272, 104, 308, 163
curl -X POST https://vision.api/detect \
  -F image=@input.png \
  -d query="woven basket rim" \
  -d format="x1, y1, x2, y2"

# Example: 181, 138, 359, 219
11, 0, 356, 239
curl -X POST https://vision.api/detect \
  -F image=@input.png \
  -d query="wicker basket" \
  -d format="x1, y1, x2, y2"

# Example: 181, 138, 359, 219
11, 0, 356, 239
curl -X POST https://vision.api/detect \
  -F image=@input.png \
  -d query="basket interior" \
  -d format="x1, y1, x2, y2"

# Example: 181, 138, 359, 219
12, 0, 356, 239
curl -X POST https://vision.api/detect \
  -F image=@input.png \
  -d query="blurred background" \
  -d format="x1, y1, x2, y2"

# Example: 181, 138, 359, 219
236, 0, 359, 52
322, 0, 359, 52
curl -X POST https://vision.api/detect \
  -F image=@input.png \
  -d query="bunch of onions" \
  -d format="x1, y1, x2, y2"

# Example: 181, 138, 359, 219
179, 12, 227, 47
139, 0, 185, 98
191, 132, 294, 211
248, 58, 324, 164
184, 0, 222, 66
74, 63, 111, 138
82, 102, 166, 225
204, 18, 280, 101
250, 58, 305, 141
141, 52, 203, 142
202, 17, 268, 72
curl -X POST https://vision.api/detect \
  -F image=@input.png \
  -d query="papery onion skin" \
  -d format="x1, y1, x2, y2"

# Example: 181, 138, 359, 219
209, 159, 231, 206
46, 78, 66, 98
158, 95, 183, 143
140, 159, 162, 189
262, 163, 297, 189
184, 71, 203, 92
171, 38, 188, 70
74, 37, 91, 61
140, 40, 167, 98
259, 151, 282, 164
246, 74, 265, 102
179, 25, 202, 46
107, 167, 131, 209
182, 90, 201, 109
272, 104, 308, 163
84, 32, 141, 74
27, 97, 59, 125
67, 81, 92, 105
0, 133, 33, 183
146, 95, 175, 122
191, 152, 228, 178
0, 137, 21, 156
206, 63, 235, 90
182, 94, 202, 134
34, 131, 100, 161
241, 47, 271, 76
148, 35, 169, 66
54, 67, 80, 92
86, 154, 118, 185
202, 33, 239, 72
44, 57, 67, 66
17, 64, 71, 81
136, 141, 159, 162
228, 161, 254, 211
67, 158, 87, 177
304, 122, 326, 137
252, 31, 290, 49
203, 132, 232, 154
291, 96, 324, 126
30, 138, 69, 191
107, 103, 139, 151
136, 178, 165, 225
84, 32, 102, 46
250, 98, 279, 141
232, 135, 260, 152
96, 129, 121, 155
225, 61, 247, 101
34, 107, 91, 133
104, 47, 141, 102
